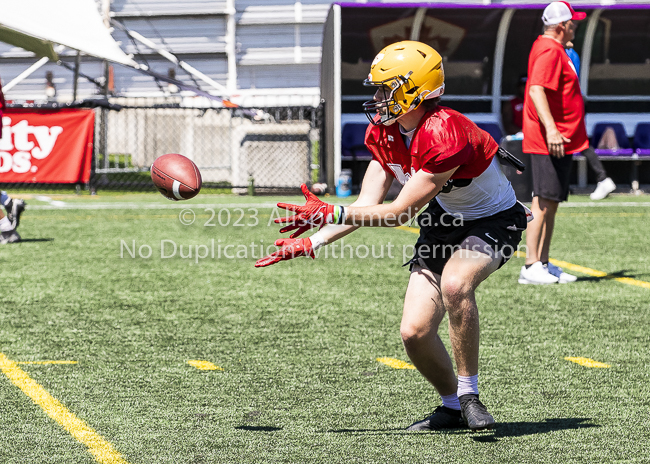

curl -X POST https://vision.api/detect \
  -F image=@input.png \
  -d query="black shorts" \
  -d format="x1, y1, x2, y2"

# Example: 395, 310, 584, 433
409, 200, 528, 275
529, 153, 573, 202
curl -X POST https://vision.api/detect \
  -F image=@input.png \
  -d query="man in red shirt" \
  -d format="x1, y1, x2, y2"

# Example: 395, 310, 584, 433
519, 1, 587, 285
256, 41, 528, 432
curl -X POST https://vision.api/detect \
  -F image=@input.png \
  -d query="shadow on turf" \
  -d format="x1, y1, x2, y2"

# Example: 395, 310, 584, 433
326, 428, 405, 434
325, 418, 597, 438
235, 425, 283, 432
575, 269, 644, 282
470, 418, 598, 442
15, 238, 54, 243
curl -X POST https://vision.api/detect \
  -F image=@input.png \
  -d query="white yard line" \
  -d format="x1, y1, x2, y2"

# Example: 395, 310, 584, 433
34, 196, 67, 207
560, 202, 650, 207
25, 200, 650, 211
27, 202, 280, 210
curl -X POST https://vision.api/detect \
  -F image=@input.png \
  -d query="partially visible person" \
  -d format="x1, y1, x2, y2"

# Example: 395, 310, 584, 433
0, 76, 25, 244
2, 191, 25, 229
520, 1, 587, 285
565, 41, 617, 200
502, 75, 527, 136
0, 209, 21, 244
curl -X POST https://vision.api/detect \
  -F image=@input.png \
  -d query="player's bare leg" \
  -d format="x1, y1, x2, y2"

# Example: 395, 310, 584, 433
401, 265, 457, 395
401, 264, 464, 431
442, 237, 500, 377
440, 236, 503, 430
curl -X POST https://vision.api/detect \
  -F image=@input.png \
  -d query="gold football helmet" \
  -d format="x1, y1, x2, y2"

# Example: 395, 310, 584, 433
363, 41, 445, 125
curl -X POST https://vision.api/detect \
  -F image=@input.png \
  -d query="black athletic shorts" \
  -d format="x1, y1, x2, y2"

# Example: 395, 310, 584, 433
408, 200, 528, 275
529, 153, 573, 202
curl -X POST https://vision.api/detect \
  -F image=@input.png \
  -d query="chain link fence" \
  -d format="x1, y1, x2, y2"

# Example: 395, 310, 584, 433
1, 101, 323, 195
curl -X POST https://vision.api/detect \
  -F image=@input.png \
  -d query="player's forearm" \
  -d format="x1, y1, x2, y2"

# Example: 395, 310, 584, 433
339, 202, 420, 227
309, 224, 359, 249
311, 193, 386, 245
331, 169, 448, 227
529, 85, 558, 134
313, 202, 417, 238
338, 169, 448, 227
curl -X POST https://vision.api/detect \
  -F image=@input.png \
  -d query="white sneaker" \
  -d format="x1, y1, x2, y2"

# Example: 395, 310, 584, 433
546, 262, 577, 283
518, 261, 559, 284
590, 177, 616, 200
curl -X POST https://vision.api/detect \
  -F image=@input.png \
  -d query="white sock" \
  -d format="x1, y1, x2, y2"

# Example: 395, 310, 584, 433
457, 374, 479, 397
441, 393, 460, 411
0, 217, 12, 232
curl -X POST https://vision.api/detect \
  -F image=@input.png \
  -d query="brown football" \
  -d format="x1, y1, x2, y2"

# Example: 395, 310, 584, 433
151, 154, 202, 200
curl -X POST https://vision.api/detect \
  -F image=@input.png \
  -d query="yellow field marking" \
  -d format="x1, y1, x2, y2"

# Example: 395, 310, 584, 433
17, 360, 77, 365
187, 360, 223, 371
549, 258, 650, 290
513, 251, 650, 290
0, 352, 131, 464
377, 357, 416, 370
397, 225, 420, 234
564, 357, 610, 368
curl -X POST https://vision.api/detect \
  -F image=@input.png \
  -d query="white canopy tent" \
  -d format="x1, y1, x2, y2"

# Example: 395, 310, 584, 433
0, 0, 137, 95
0, 0, 136, 67
0, 0, 230, 100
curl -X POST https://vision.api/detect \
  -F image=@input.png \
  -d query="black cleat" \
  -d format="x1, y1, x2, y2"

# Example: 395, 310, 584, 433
459, 394, 495, 431
406, 406, 465, 431
7, 199, 25, 229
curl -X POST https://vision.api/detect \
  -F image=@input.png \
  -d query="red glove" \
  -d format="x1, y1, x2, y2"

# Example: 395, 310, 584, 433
255, 237, 315, 268
275, 184, 345, 238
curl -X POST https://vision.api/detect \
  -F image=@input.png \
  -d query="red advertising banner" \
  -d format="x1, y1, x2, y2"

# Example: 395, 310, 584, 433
0, 108, 94, 183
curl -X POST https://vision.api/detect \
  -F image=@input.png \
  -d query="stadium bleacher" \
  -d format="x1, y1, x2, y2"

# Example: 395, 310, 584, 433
592, 123, 634, 156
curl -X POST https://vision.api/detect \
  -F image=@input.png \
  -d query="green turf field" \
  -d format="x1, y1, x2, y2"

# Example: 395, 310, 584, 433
1, 193, 649, 463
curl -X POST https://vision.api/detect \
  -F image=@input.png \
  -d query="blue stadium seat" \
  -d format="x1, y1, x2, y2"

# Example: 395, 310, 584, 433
591, 122, 633, 155
476, 122, 503, 143
341, 123, 372, 161
633, 123, 650, 156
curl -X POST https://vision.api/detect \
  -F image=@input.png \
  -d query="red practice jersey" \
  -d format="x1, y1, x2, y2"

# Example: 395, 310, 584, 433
365, 106, 499, 185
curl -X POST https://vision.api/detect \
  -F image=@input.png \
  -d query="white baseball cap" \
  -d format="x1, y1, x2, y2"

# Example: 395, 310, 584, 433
542, 1, 587, 26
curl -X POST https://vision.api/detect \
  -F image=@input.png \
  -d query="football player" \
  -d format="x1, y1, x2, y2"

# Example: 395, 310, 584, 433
257, 41, 529, 432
